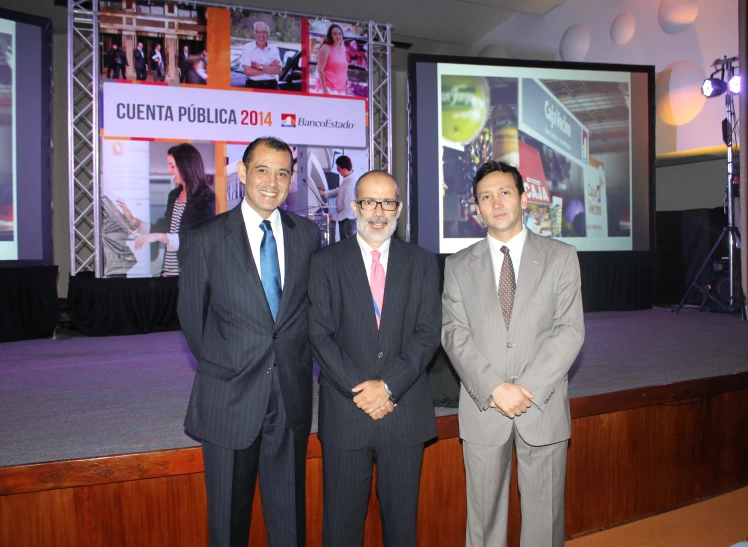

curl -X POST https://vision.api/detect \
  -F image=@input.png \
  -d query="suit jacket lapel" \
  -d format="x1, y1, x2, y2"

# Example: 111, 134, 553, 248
469, 239, 504, 330
342, 238, 379, 333
379, 239, 406, 336
224, 203, 273, 322
225, 204, 256, 280
512, 230, 543, 327
276, 210, 298, 323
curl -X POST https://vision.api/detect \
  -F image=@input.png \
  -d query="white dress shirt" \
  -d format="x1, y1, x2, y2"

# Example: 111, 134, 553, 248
357, 234, 391, 281
330, 172, 357, 222
488, 225, 526, 291
137, 220, 180, 253
241, 199, 286, 288
240, 42, 281, 82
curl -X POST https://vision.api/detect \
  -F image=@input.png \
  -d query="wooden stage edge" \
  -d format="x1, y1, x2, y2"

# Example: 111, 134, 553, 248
2, 372, 748, 547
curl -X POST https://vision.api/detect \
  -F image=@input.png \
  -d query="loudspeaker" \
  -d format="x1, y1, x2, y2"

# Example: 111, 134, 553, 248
707, 259, 743, 313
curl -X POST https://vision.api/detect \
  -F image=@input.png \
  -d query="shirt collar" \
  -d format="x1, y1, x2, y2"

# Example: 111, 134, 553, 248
357, 233, 391, 261
487, 225, 526, 257
241, 199, 281, 232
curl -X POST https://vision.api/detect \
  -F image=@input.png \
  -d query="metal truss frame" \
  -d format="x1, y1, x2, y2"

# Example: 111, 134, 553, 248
68, 1, 392, 277
68, 0, 100, 275
368, 22, 393, 175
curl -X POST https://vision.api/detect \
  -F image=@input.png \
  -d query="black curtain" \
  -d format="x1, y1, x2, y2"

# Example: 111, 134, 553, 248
655, 207, 732, 306
578, 251, 655, 311
67, 273, 180, 336
0, 266, 59, 342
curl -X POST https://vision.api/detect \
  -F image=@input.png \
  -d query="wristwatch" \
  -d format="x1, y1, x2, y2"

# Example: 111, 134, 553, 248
259, 63, 264, 71
383, 382, 396, 404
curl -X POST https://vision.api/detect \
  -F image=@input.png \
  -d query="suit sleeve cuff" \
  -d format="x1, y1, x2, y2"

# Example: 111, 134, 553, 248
470, 372, 504, 412
517, 376, 550, 412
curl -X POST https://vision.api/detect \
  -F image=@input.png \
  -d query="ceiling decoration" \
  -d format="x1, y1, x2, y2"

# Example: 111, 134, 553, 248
559, 24, 590, 62
610, 13, 636, 46
657, 0, 699, 35
655, 59, 707, 126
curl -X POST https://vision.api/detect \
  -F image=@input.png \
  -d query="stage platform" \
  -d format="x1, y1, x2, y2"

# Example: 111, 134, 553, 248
1, 309, 747, 546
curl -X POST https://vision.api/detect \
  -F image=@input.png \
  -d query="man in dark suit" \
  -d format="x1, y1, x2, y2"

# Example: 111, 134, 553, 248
179, 44, 190, 83
105, 43, 119, 79
133, 42, 147, 81
116, 45, 128, 80
309, 170, 442, 546
178, 137, 321, 547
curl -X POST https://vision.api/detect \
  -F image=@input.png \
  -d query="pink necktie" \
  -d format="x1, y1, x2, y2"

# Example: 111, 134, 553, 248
370, 250, 385, 328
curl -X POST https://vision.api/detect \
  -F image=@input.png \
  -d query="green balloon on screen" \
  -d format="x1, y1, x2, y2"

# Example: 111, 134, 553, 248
441, 76, 490, 145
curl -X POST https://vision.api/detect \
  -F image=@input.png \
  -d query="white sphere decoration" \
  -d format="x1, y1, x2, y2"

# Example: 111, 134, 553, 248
658, 0, 699, 35
559, 24, 590, 62
479, 44, 508, 58
610, 13, 636, 45
655, 59, 707, 126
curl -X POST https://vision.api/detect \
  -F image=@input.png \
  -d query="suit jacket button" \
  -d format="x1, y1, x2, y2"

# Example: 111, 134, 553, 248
266, 368, 272, 374
273, 333, 278, 339
378, 352, 383, 358
506, 342, 513, 348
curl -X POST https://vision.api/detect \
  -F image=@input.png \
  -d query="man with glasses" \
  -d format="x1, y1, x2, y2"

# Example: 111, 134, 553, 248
240, 21, 282, 90
309, 170, 442, 546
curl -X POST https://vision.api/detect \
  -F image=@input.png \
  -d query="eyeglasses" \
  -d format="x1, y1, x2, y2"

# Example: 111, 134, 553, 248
356, 199, 400, 211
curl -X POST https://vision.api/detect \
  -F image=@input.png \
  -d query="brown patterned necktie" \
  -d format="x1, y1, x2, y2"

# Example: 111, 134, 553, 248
499, 246, 516, 329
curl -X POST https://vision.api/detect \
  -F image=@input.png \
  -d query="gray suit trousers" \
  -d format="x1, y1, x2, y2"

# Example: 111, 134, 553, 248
463, 425, 567, 547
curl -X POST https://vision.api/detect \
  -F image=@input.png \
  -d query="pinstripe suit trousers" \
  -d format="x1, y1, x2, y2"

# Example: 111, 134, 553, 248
321, 425, 424, 547
201, 371, 306, 547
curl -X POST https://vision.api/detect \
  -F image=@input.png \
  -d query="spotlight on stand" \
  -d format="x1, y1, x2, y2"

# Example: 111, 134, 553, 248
728, 74, 741, 94
702, 76, 727, 98
678, 55, 744, 317
701, 56, 740, 98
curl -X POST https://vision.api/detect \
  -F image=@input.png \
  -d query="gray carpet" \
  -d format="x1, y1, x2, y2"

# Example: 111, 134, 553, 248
1, 309, 746, 468
567, 308, 748, 396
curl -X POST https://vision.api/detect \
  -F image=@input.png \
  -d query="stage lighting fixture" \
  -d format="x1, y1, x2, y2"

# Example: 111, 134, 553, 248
679, 54, 744, 317
702, 77, 727, 98
728, 74, 740, 94
702, 57, 740, 98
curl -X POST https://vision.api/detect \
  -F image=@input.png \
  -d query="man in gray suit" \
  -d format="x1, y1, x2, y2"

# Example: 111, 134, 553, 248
442, 160, 584, 547
178, 137, 320, 547
309, 170, 441, 546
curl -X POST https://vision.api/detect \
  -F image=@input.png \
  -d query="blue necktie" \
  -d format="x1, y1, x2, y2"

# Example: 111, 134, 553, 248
259, 220, 282, 321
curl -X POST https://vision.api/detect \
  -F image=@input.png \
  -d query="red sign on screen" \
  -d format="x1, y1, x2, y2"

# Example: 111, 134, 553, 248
518, 141, 552, 205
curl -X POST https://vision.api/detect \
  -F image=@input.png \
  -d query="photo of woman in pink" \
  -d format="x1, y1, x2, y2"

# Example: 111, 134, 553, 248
316, 24, 348, 95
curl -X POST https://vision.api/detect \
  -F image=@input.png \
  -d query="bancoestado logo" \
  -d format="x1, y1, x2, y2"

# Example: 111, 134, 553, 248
297, 117, 356, 129
281, 113, 296, 127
